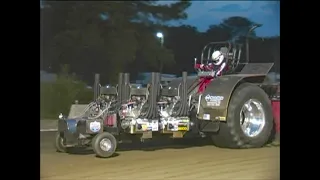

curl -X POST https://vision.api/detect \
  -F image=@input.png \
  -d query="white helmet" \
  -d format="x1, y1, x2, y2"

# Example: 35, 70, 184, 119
211, 51, 224, 65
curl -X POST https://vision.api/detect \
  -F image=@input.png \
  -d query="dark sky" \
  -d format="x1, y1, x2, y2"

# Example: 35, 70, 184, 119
160, 1, 280, 37
40, 0, 280, 37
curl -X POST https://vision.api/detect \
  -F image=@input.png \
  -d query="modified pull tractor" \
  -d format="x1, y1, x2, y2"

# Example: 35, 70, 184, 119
55, 24, 280, 158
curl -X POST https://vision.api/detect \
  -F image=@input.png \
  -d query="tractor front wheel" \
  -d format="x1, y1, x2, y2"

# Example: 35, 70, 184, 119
55, 132, 68, 153
211, 83, 274, 148
92, 132, 117, 158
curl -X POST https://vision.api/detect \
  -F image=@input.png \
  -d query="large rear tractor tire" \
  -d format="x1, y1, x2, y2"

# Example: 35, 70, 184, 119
211, 83, 273, 148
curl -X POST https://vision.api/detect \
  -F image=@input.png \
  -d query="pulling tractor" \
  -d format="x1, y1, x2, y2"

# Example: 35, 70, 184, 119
55, 25, 280, 158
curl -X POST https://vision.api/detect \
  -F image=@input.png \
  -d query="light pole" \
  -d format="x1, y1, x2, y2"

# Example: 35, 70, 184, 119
156, 32, 164, 47
156, 32, 164, 72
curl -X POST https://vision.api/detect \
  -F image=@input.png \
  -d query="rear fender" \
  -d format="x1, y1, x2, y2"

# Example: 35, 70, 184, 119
198, 74, 266, 121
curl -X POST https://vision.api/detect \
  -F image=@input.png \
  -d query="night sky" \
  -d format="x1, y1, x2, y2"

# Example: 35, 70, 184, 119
40, 0, 280, 37
160, 1, 280, 37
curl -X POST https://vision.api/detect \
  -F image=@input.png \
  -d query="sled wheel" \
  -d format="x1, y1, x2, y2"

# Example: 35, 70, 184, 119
92, 132, 117, 158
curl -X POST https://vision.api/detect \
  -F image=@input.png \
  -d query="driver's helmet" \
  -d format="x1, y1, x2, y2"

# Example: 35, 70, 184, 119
211, 50, 224, 65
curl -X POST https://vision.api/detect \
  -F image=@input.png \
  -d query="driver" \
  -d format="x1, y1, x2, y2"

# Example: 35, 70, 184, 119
195, 50, 227, 77
210, 50, 226, 77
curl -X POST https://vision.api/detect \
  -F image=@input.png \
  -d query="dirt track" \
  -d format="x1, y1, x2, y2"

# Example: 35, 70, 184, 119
41, 132, 279, 180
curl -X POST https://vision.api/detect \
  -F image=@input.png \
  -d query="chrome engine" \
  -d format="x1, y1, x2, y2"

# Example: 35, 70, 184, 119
119, 95, 190, 133
85, 94, 117, 120
119, 95, 147, 130
158, 96, 190, 131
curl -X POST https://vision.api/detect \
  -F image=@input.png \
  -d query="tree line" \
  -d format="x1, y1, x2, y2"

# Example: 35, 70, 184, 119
40, 1, 279, 85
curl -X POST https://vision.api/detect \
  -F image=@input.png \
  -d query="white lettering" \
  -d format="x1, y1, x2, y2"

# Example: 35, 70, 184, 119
205, 94, 224, 107
205, 94, 224, 102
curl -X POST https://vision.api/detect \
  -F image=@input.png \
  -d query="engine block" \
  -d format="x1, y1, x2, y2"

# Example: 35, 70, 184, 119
118, 92, 192, 134
120, 117, 190, 134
